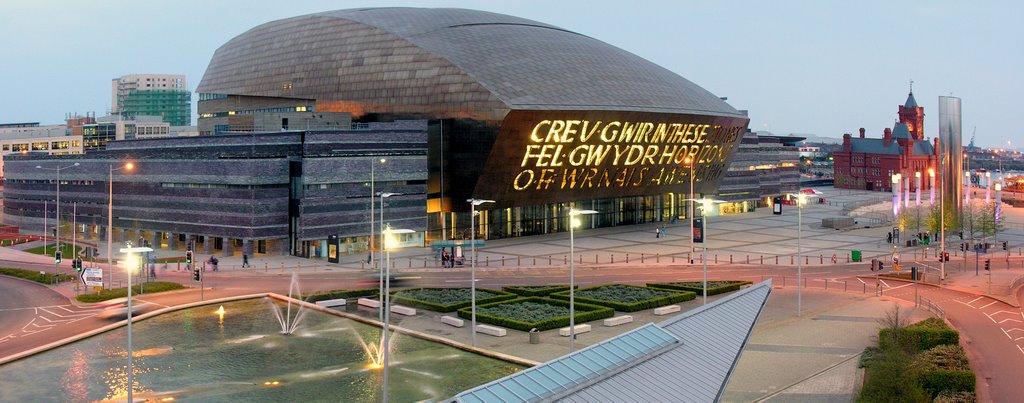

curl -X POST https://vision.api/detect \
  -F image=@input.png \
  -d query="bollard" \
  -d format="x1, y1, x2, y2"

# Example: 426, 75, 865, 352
825, 280, 828, 290
297, 263, 301, 272
563, 256, 567, 264
518, 256, 521, 266
503, 256, 506, 266
486, 256, 490, 266
847, 254, 850, 263
863, 283, 866, 294
806, 256, 809, 265
579, 254, 583, 264
265, 262, 268, 272
672, 255, 676, 263
409, 259, 412, 268
533, 257, 536, 265
626, 253, 629, 263
641, 253, 645, 263
844, 281, 848, 292
595, 254, 598, 264
746, 255, 749, 264
548, 256, 552, 265
760, 256, 763, 264
280, 262, 285, 273
730, 255, 733, 264
656, 254, 659, 263
424, 260, 427, 268
819, 255, 823, 264
791, 255, 794, 265
783, 276, 786, 288
715, 254, 718, 264
775, 256, 778, 265
611, 254, 615, 264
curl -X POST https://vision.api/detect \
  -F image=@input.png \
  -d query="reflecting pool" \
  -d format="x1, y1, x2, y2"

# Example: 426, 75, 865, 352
0, 298, 523, 402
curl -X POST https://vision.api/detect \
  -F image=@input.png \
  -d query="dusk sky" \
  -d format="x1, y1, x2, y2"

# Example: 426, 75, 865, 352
1, 0, 1020, 147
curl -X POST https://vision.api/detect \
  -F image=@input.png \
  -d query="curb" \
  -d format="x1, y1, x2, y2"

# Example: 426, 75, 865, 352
858, 275, 1023, 308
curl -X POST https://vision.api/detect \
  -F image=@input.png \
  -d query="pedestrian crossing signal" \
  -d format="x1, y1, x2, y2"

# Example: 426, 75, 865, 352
55, 251, 62, 264
193, 268, 201, 281
984, 259, 991, 271
186, 251, 193, 264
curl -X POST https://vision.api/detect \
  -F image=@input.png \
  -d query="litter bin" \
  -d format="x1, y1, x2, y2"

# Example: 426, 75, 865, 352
529, 328, 540, 344
851, 250, 862, 262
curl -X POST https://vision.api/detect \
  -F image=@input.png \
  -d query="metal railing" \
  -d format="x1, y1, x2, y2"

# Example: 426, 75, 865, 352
917, 295, 945, 319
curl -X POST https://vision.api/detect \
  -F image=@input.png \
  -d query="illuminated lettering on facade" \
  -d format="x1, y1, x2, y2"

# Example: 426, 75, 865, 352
512, 119, 745, 191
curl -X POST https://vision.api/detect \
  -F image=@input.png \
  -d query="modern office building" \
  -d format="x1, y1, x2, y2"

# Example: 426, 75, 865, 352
717, 132, 802, 214
81, 115, 172, 150
0, 122, 83, 178
5, 8, 757, 259
111, 74, 191, 126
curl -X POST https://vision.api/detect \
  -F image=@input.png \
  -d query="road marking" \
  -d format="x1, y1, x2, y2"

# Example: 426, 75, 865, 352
999, 318, 1023, 324
1003, 328, 1014, 340
967, 296, 985, 304
980, 301, 999, 309
955, 300, 976, 308
856, 278, 866, 285
984, 313, 999, 324
887, 283, 914, 291
878, 279, 890, 288
0, 334, 15, 343
1019, 345, 1024, 356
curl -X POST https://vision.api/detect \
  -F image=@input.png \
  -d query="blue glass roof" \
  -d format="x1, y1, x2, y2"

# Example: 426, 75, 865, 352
453, 323, 679, 403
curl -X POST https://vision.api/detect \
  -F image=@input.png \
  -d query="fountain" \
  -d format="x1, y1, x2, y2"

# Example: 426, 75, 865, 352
270, 273, 307, 335
348, 327, 397, 370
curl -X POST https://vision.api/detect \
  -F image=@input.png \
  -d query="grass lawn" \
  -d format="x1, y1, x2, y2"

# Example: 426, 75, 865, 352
0, 267, 76, 284
77, 281, 186, 303
23, 243, 83, 259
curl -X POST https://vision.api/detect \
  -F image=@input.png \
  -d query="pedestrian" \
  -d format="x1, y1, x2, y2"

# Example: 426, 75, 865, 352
656, 228, 661, 238
242, 254, 250, 268
442, 250, 451, 268
210, 256, 219, 271
887, 232, 892, 244
661, 226, 667, 236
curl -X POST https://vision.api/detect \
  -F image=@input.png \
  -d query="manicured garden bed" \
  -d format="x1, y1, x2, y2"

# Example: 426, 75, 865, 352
392, 287, 518, 312
457, 297, 614, 332
647, 280, 751, 296
77, 281, 185, 303
0, 267, 76, 284
502, 285, 575, 297
305, 288, 379, 303
550, 284, 694, 312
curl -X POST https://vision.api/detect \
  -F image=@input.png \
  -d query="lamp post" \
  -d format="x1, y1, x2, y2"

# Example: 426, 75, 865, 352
568, 207, 597, 353
381, 226, 414, 403
940, 156, 946, 281
796, 193, 807, 316
378, 192, 401, 321
916, 171, 922, 238
687, 198, 726, 305
467, 198, 495, 347
120, 245, 152, 403
985, 171, 991, 205
929, 168, 936, 206
892, 173, 901, 219
36, 162, 79, 263
685, 157, 695, 263
369, 158, 386, 273
107, 162, 134, 289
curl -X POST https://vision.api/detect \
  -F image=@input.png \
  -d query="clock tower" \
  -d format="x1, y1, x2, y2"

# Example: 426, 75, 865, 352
898, 80, 925, 140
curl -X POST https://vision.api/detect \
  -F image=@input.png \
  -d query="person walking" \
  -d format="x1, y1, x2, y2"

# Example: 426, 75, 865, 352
242, 254, 250, 268
656, 228, 661, 238
887, 232, 892, 244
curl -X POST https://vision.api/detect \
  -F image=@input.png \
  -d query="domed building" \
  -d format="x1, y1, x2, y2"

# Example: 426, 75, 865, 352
4, 8, 748, 260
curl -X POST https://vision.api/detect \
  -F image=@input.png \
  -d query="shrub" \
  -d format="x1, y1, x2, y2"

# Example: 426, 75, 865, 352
457, 297, 614, 332
392, 287, 517, 312
647, 280, 751, 296
550, 284, 694, 312
880, 318, 959, 351
502, 285, 574, 297
919, 370, 976, 398
0, 268, 76, 284
934, 390, 976, 403
77, 282, 185, 303
857, 349, 930, 403
914, 345, 971, 372
305, 288, 378, 303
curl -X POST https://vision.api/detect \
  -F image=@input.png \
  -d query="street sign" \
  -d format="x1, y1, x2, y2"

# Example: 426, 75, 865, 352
83, 267, 103, 287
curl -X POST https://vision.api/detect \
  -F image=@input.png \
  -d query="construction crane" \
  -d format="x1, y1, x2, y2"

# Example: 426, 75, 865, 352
968, 126, 976, 152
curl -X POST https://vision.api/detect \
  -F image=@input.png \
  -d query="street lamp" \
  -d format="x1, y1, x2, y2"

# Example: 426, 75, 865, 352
985, 171, 991, 205
915, 171, 922, 238
107, 162, 134, 289
120, 245, 153, 403
36, 162, 79, 264
788, 189, 821, 316
381, 226, 414, 403
928, 168, 936, 206
685, 157, 695, 263
686, 198, 725, 305
369, 158, 386, 272
467, 198, 495, 347
891, 173, 901, 219
568, 207, 597, 353
378, 192, 401, 321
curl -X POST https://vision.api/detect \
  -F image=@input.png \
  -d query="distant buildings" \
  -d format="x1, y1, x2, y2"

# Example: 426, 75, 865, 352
833, 91, 938, 192
111, 74, 191, 126
81, 115, 171, 151
0, 122, 83, 177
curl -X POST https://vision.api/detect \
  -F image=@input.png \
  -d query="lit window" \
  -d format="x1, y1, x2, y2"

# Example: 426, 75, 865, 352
296, 106, 307, 112
228, 111, 236, 115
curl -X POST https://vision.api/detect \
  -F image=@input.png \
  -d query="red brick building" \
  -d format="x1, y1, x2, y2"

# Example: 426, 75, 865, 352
833, 92, 938, 192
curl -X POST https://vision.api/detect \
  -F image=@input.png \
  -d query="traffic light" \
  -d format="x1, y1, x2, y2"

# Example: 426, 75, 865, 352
55, 250, 62, 264
193, 267, 201, 281
944, 252, 950, 262
1003, 241, 1009, 251
186, 250, 193, 264
73, 258, 82, 272
984, 259, 991, 271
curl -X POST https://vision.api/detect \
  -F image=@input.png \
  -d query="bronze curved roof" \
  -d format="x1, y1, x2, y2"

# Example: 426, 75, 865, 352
198, 8, 743, 121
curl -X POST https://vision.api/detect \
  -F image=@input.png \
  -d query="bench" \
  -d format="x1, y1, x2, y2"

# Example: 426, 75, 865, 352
441, 315, 465, 327
475, 324, 507, 337
315, 298, 347, 308
390, 305, 416, 316
603, 315, 633, 327
559, 324, 592, 337
357, 298, 380, 308
653, 305, 681, 315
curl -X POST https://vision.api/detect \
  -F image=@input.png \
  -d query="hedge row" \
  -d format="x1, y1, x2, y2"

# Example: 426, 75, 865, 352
392, 287, 518, 312
77, 282, 185, 303
646, 280, 751, 296
879, 319, 959, 351
457, 297, 614, 332
304, 288, 379, 303
0, 267, 76, 284
919, 370, 976, 398
501, 285, 574, 297
549, 284, 695, 312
